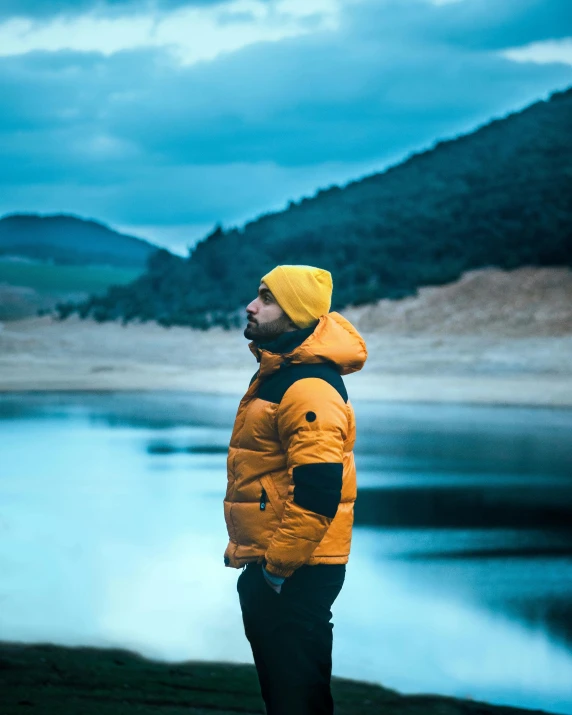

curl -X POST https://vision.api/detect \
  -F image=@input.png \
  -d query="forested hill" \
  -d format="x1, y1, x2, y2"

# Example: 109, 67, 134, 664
65, 87, 572, 328
0, 214, 157, 268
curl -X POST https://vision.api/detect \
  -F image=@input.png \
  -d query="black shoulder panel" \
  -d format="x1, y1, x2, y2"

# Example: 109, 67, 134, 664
256, 363, 348, 404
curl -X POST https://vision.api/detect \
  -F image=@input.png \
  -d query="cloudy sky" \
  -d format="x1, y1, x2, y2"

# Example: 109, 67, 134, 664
1, 0, 571, 253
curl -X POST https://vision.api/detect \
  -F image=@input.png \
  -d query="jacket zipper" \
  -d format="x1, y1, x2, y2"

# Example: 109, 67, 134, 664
260, 488, 267, 511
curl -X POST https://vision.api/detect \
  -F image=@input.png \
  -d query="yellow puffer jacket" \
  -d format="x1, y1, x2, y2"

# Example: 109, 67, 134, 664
223, 312, 367, 578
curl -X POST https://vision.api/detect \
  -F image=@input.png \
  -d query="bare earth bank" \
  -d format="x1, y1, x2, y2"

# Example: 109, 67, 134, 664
0, 268, 571, 406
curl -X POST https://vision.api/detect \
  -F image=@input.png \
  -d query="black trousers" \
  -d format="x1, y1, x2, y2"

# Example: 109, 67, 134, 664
237, 562, 346, 715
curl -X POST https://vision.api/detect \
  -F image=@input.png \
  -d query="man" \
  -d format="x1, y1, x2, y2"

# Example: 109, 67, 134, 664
223, 265, 367, 715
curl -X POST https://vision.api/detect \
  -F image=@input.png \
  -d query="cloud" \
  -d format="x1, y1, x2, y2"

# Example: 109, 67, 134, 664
0, 0, 233, 20
0, 153, 382, 237
0, 0, 570, 248
368, 0, 572, 50
0, 0, 339, 65
503, 38, 572, 66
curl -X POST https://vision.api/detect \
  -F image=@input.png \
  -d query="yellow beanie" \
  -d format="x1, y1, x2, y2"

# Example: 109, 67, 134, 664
262, 265, 333, 328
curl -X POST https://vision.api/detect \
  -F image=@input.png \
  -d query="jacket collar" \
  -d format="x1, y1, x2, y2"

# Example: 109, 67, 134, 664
248, 312, 367, 380
256, 326, 315, 355
249, 326, 315, 378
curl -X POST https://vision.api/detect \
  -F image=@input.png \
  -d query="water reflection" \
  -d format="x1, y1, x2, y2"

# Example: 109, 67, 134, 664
355, 484, 572, 528
0, 393, 571, 713
147, 443, 230, 455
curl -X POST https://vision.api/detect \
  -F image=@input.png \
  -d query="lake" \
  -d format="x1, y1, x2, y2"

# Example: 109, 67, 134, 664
0, 392, 571, 714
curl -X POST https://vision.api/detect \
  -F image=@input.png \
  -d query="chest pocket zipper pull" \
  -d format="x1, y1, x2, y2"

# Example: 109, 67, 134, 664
260, 488, 267, 511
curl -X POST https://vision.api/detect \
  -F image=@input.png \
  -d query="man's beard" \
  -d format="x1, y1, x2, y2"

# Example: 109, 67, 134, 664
244, 314, 293, 343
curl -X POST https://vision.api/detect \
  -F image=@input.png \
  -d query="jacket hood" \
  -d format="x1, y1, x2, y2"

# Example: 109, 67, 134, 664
250, 312, 367, 378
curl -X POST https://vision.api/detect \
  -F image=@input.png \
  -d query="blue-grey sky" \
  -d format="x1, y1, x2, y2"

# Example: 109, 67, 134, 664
1, 0, 571, 253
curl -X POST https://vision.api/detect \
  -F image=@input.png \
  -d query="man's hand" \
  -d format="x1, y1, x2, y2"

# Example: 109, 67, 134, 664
262, 564, 285, 594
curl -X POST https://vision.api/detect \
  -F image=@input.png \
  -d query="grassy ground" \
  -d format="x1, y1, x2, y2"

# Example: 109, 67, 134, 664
0, 260, 142, 319
0, 642, 557, 715
0, 259, 140, 294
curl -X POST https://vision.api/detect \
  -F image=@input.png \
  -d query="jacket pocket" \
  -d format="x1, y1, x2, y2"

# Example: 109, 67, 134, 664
259, 474, 285, 521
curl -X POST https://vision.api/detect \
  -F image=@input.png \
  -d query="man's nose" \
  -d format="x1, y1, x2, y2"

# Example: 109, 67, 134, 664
246, 299, 258, 315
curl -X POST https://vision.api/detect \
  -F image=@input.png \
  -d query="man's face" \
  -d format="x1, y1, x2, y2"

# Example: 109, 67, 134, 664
244, 282, 296, 342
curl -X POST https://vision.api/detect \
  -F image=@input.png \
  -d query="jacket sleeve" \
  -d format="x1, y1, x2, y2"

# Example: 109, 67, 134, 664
263, 377, 348, 579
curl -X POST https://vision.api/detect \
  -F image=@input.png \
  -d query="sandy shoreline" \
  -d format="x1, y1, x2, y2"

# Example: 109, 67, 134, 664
2, 362, 572, 408
1, 315, 571, 407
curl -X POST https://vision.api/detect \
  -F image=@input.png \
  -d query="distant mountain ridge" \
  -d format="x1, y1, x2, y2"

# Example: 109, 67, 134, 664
0, 214, 158, 268
64, 87, 572, 328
